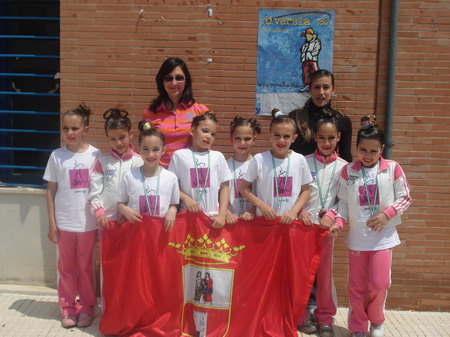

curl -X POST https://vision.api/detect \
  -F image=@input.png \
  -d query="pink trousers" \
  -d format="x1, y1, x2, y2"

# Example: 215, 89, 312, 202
348, 248, 392, 333
300, 235, 337, 325
57, 229, 97, 317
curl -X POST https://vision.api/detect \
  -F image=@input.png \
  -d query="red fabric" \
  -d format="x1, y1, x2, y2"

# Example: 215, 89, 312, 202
100, 212, 324, 337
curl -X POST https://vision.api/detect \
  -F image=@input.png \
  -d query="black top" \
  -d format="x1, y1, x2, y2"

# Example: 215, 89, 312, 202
288, 99, 353, 162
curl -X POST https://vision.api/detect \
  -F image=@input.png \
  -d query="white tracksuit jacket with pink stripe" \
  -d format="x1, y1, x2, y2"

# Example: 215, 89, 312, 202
88, 146, 143, 221
335, 157, 412, 251
304, 150, 347, 225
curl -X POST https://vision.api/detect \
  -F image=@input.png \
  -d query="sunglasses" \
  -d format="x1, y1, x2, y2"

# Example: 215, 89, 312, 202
163, 75, 186, 82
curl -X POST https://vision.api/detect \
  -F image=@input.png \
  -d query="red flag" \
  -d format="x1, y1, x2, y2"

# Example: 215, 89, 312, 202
100, 212, 323, 337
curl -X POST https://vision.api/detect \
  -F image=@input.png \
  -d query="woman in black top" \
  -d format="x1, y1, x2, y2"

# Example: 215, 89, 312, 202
288, 69, 353, 162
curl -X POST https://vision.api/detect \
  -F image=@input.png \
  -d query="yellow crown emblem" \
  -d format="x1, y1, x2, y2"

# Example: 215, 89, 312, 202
169, 234, 245, 265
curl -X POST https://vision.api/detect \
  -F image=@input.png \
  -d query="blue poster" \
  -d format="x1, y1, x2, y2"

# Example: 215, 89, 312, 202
256, 10, 335, 115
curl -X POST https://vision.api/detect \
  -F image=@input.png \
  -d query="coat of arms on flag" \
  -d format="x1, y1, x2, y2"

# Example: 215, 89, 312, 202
170, 233, 245, 337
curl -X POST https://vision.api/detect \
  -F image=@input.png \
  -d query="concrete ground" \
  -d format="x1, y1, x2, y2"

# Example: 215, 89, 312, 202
0, 284, 449, 337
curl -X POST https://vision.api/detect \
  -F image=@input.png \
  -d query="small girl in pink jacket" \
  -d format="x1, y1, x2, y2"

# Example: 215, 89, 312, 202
335, 115, 412, 337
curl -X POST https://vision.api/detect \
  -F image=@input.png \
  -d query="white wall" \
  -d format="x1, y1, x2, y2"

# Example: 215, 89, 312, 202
0, 188, 57, 287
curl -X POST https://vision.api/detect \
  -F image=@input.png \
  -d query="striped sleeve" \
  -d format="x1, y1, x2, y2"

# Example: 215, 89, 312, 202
383, 162, 412, 219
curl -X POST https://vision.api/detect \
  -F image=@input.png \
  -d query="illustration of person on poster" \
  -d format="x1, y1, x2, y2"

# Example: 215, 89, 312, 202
300, 28, 321, 90
256, 10, 334, 116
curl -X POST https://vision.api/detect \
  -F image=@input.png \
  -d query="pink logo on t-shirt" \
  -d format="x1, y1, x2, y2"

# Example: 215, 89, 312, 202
139, 195, 160, 216
69, 169, 89, 189
359, 185, 379, 206
190, 167, 210, 188
273, 177, 293, 197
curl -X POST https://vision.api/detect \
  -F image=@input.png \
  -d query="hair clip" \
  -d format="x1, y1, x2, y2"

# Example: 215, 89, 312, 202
143, 122, 152, 130
360, 114, 377, 129
319, 111, 334, 120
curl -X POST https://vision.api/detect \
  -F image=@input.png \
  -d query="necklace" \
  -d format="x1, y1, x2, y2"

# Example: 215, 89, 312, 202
191, 149, 211, 204
313, 156, 337, 218
271, 151, 291, 214
232, 156, 252, 214
361, 164, 379, 216
140, 166, 161, 216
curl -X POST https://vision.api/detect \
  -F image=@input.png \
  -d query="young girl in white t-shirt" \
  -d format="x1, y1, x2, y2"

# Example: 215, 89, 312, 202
335, 115, 412, 337
225, 116, 261, 224
169, 111, 231, 228
239, 115, 312, 224
43, 104, 101, 329
117, 121, 179, 230
88, 108, 143, 227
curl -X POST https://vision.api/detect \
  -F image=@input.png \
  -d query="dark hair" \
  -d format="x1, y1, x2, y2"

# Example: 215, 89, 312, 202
137, 120, 166, 146
270, 115, 297, 132
292, 69, 336, 142
310, 69, 335, 89
356, 114, 385, 146
103, 107, 132, 134
63, 103, 91, 126
313, 111, 340, 134
149, 57, 194, 112
230, 116, 261, 136
191, 111, 218, 128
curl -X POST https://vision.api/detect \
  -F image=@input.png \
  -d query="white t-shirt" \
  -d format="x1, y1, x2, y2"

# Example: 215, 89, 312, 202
169, 148, 231, 216
347, 164, 400, 251
118, 166, 179, 217
43, 145, 101, 232
226, 157, 254, 215
243, 150, 313, 216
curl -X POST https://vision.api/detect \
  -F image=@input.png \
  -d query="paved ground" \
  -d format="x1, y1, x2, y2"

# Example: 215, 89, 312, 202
0, 284, 449, 337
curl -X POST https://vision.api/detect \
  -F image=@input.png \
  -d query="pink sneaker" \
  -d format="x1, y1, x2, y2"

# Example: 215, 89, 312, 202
77, 313, 93, 327
61, 315, 77, 328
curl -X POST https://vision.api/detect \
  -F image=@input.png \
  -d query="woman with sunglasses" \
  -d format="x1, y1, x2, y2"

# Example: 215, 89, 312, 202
143, 57, 209, 167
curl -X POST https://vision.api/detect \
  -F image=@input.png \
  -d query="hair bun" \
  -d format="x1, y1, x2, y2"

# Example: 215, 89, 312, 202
271, 108, 283, 119
138, 120, 154, 132
77, 103, 91, 117
103, 107, 129, 120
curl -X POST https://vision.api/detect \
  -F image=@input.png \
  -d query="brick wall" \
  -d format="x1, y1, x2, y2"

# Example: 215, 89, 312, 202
60, 0, 450, 311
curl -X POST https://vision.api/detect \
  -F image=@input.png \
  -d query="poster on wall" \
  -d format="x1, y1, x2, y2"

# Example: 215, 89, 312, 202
256, 9, 335, 116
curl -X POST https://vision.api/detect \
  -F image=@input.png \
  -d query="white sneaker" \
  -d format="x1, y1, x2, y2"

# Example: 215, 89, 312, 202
370, 323, 385, 337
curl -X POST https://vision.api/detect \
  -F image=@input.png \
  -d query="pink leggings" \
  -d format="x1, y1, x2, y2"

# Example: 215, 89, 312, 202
348, 248, 392, 333
299, 235, 337, 325
57, 229, 97, 317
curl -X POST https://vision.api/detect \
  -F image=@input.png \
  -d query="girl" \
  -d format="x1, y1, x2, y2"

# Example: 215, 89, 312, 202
335, 115, 412, 337
168, 111, 231, 228
288, 69, 353, 163
43, 104, 101, 328
226, 116, 261, 224
117, 121, 179, 230
297, 113, 348, 337
239, 115, 312, 224
88, 108, 143, 227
